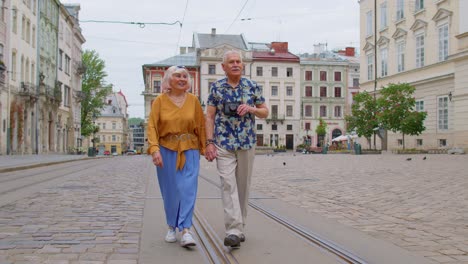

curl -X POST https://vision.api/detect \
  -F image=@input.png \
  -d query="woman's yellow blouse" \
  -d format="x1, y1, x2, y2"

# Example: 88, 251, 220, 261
147, 93, 206, 170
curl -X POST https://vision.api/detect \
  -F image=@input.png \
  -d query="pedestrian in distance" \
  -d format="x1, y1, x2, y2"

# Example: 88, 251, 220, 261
147, 65, 206, 248
204, 50, 269, 248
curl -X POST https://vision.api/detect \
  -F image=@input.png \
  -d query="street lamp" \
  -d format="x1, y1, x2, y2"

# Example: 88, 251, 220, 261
89, 113, 97, 157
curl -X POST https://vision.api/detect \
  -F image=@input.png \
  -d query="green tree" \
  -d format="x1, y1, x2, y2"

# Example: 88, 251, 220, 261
128, 117, 144, 126
345, 91, 378, 149
377, 83, 427, 149
81, 50, 112, 137
315, 117, 327, 146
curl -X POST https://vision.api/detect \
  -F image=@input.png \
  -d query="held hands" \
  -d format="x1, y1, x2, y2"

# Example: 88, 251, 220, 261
204, 144, 217, 162
152, 151, 164, 168
237, 103, 255, 116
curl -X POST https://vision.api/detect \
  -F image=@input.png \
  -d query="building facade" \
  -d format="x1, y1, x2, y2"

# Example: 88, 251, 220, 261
94, 91, 128, 155
359, 0, 468, 151
0, 0, 11, 155
0, 0, 84, 155
251, 42, 301, 149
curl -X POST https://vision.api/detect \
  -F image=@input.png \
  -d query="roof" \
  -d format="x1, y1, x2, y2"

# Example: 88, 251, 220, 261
193, 31, 248, 50
144, 52, 198, 67
101, 93, 125, 117
253, 51, 300, 62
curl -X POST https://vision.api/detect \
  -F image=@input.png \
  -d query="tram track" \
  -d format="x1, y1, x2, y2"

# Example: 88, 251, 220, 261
0, 159, 106, 198
199, 174, 367, 264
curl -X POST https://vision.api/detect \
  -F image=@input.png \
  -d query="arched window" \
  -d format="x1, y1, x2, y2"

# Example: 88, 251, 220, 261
332, 129, 342, 139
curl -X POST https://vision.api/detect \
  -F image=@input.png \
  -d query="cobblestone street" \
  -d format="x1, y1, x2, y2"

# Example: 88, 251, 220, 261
239, 153, 468, 264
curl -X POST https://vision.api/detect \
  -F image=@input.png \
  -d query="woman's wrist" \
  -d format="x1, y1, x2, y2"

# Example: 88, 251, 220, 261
205, 139, 215, 147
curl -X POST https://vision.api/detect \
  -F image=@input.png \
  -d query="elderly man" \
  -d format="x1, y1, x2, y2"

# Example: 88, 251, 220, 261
205, 50, 269, 248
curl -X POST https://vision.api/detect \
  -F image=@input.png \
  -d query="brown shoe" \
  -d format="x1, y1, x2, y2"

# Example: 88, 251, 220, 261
224, 234, 240, 247
240, 234, 245, 242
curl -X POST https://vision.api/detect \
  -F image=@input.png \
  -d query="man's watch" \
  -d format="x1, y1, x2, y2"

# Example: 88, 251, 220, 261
205, 139, 215, 147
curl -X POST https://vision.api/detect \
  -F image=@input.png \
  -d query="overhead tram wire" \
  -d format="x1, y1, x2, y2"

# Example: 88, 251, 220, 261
176, 0, 190, 55
225, 0, 249, 33
79, 19, 182, 28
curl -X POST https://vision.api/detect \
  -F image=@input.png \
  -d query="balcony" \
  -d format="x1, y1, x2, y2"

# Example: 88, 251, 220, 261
19, 82, 38, 103
73, 90, 85, 102
266, 114, 285, 124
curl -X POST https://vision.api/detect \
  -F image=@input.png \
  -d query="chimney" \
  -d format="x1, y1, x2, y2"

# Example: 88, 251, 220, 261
271, 42, 288, 53
345, 47, 355, 57
211, 28, 216, 36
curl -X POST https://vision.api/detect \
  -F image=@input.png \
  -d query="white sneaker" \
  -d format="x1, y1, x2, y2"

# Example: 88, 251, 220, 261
180, 232, 196, 247
165, 229, 176, 243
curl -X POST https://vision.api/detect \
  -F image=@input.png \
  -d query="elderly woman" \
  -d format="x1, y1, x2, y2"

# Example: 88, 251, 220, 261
147, 65, 206, 248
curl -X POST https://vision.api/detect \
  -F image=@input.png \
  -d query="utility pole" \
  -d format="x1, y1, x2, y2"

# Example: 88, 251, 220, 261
373, 0, 378, 150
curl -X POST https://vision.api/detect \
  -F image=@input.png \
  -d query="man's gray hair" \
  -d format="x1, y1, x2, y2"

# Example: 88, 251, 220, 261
222, 50, 243, 63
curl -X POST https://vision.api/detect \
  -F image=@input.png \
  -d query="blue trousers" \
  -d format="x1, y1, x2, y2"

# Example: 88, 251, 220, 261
156, 146, 199, 231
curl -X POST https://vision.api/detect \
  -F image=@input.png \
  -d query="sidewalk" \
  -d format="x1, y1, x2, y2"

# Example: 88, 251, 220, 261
0, 154, 91, 173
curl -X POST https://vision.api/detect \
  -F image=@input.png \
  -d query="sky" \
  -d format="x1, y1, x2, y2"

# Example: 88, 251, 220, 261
61, 0, 360, 119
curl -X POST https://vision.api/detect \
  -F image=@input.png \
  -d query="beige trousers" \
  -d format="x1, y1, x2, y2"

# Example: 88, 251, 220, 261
215, 144, 255, 236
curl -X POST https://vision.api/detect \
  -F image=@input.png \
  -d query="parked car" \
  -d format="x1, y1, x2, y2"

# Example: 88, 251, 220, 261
126, 150, 136, 155
103, 150, 110, 156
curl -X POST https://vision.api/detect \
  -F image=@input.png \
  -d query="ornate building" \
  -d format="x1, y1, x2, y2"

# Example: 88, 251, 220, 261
359, 0, 468, 151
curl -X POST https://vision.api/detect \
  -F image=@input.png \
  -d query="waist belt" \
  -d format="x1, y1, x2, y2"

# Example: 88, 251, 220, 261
163, 133, 196, 142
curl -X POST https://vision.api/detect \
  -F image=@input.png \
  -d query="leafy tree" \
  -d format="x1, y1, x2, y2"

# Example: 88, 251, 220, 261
377, 83, 427, 149
128, 117, 144, 126
315, 117, 327, 146
81, 50, 112, 137
345, 91, 379, 149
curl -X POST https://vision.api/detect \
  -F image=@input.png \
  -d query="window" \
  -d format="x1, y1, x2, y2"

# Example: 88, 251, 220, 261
286, 86, 293, 96
12, 8, 17, 34
415, 0, 424, 12
286, 67, 293, 77
11, 51, 17, 81
257, 124, 263, 130
271, 86, 278, 96
272, 124, 277, 131
334, 72, 341, 82
305, 105, 312, 116
65, 55, 70, 74
305, 86, 312, 97
32, 26, 36, 48
305, 122, 311, 130
26, 19, 31, 43
380, 48, 388, 77
334, 106, 341, 117
64, 85, 70, 106
22, 16, 26, 40
58, 49, 63, 70
380, 2, 388, 29
305, 71, 312, 81
416, 139, 423, 146
415, 100, 424, 112
320, 86, 327, 97
438, 24, 449, 62
102, 123, 106, 129
366, 10, 373, 36
208, 64, 216, 74
397, 41, 405, 72
367, 54, 374, 80
112, 135, 116, 142
272, 67, 278, 77
320, 71, 327, 81
153, 80, 161, 93
398, 139, 403, 146
271, 105, 278, 117
439, 139, 447, 147
353, 78, 359, 87
287, 125, 292, 131
438, 97, 448, 130
416, 34, 425, 68
256, 66, 263, 76
334, 87, 341, 98
396, 0, 404, 20
320, 106, 327, 117
112, 122, 116, 129
286, 105, 293, 117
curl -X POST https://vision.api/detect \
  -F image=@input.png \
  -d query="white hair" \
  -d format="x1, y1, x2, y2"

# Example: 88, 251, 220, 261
222, 50, 243, 63
161, 66, 192, 92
